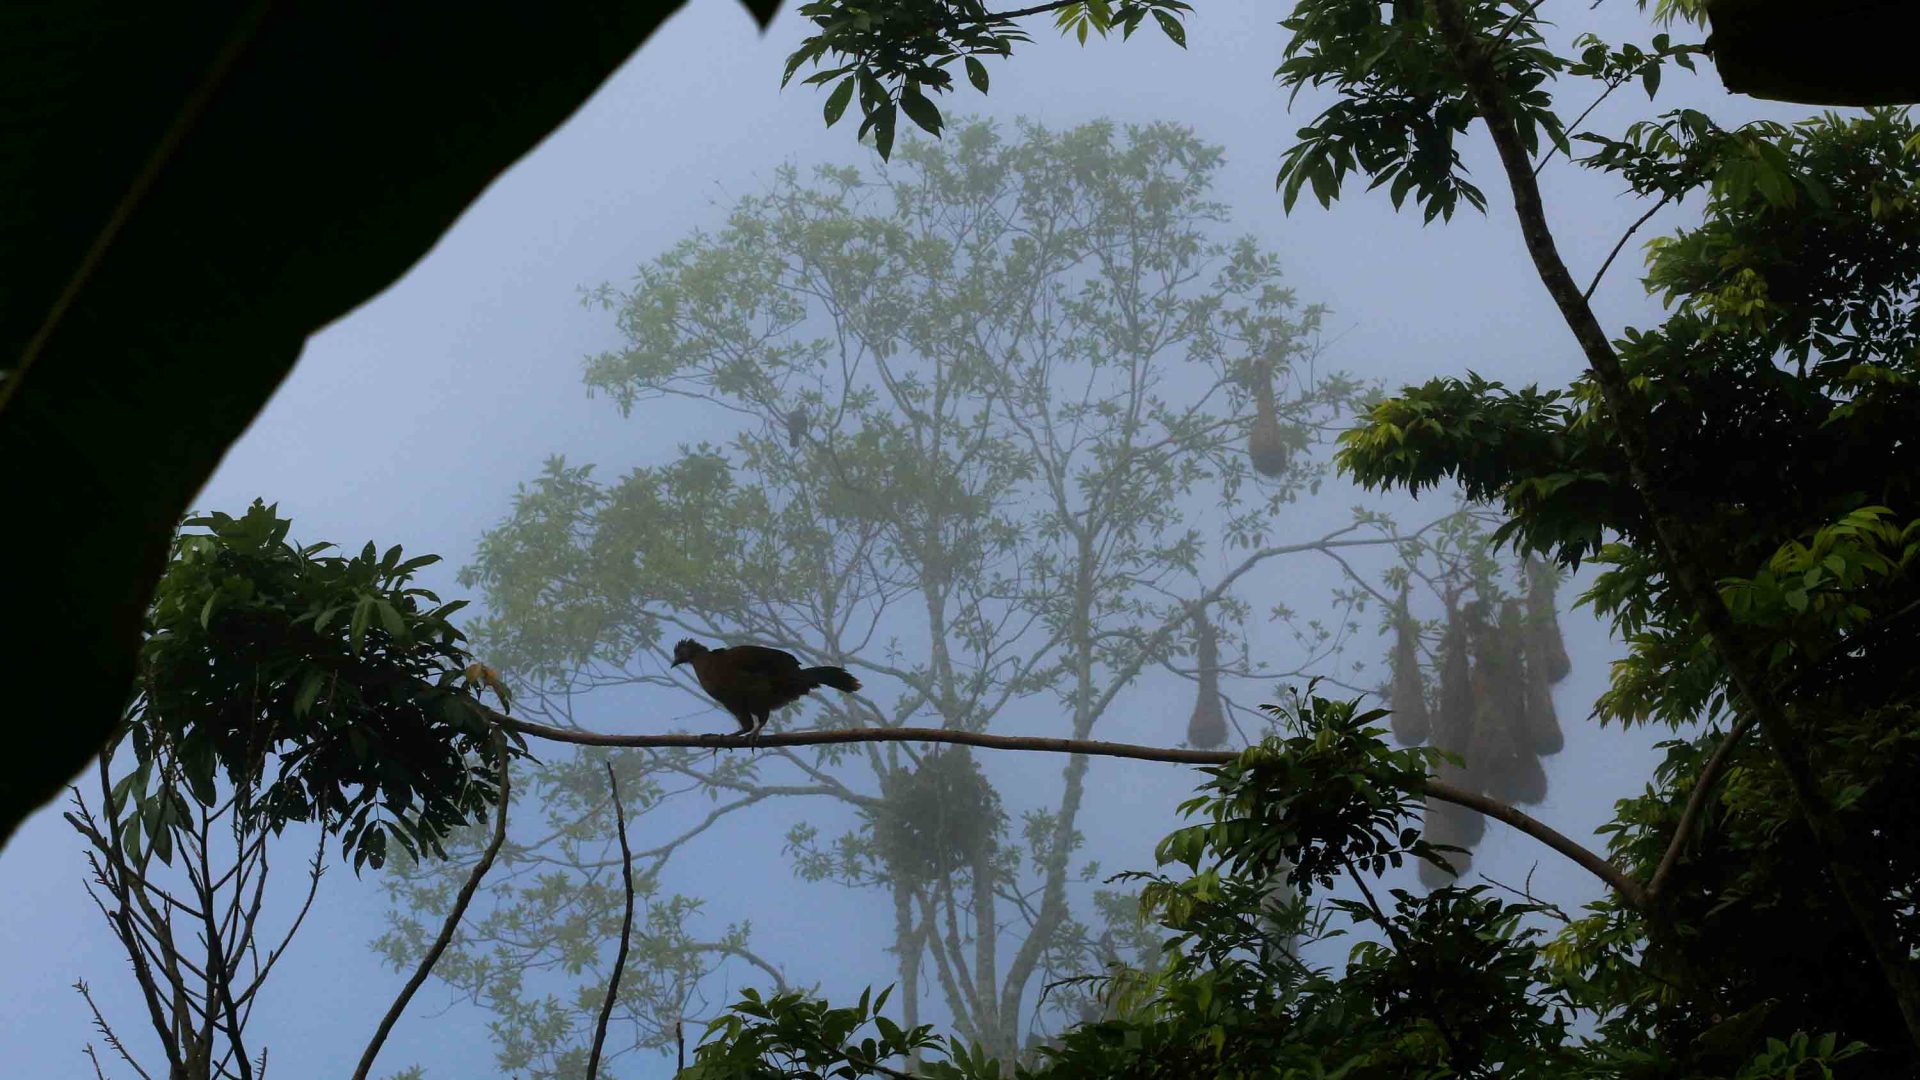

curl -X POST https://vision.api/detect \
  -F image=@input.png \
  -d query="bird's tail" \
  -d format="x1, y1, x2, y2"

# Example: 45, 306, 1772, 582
804, 666, 862, 693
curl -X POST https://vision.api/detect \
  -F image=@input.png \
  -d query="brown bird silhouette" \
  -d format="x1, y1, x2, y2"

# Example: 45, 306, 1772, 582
671, 638, 861, 739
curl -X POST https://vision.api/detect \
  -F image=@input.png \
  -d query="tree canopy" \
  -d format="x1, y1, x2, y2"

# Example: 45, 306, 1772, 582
376, 118, 1544, 1075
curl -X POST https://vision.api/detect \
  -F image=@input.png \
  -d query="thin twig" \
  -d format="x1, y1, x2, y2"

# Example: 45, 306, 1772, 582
351, 727, 511, 1080
973, 0, 1080, 24
83, 1044, 112, 1080
1534, 79, 1623, 177
91, 757, 188, 1077
587, 763, 636, 1080
1584, 193, 1674, 301
76, 979, 155, 1080
235, 832, 325, 1008
1647, 711, 1757, 901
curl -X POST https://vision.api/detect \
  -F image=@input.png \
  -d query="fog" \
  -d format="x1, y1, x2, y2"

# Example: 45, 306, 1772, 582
4, 0, 1818, 1075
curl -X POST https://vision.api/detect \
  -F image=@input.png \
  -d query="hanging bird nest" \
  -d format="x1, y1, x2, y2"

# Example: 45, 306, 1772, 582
1243, 345, 1297, 478
1524, 560, 1571, 683
1467, 603, 1548, 807
870, 748, 1004, 885
1432, 605, 1475, 755
1418, 794, 1476, 889
1187, 605, 1228, 749
1411, 567, 1580, 886
1521, 560, 1568, 755
1389, 591, 1431, 746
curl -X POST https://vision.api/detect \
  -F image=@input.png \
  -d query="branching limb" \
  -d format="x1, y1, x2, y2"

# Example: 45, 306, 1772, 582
1647, 711, 1757, 902
88, 760, 188, 1078
1585, 193, 1675, 301
75, 978, 155, 1080
689, 942, 790, 992
587, 762, 636, 1080
352, 726, 512, 1080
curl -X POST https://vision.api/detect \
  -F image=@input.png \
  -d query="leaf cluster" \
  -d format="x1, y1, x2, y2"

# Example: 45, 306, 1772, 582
784, 0, 1191, 159
133, 500, 511, 870
1272, 0, 1569, 221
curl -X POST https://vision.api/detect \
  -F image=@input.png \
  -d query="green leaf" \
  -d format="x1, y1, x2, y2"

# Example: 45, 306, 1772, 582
964, 56, 989, 94
349, 594, 374, 654
393, 553, 441, 575
1153, 9, 1186, 47
374, 598, 409, 641
872, 101, 898, 160
823, 77, 856, 127
151, 817, 174, 865
899, 84, 943, 137
294, 668, 327, 718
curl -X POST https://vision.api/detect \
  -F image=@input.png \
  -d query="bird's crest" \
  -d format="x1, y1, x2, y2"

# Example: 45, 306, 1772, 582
671, 638, 710, 666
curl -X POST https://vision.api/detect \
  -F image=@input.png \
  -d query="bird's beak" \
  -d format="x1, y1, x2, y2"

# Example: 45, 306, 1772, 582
670, 657, 685, 668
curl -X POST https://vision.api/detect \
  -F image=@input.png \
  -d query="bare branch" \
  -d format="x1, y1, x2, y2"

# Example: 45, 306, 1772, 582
588, 763, 636, 1080
1584, 193, 1674, 301
235, 831, 325, 1008
352, 726, 512, 1080
1647, 711, 1757, 902
75, 979, 155, 1080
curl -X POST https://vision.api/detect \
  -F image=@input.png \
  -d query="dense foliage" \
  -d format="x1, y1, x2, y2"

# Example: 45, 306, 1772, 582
127, 500, 511, 871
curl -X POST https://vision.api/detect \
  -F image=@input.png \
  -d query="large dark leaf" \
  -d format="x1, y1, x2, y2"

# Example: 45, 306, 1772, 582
1707, 0, 1920, 105
0, 0, 769, 851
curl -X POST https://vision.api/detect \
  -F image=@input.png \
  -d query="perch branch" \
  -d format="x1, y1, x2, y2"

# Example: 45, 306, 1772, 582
499, 713, 1645, 907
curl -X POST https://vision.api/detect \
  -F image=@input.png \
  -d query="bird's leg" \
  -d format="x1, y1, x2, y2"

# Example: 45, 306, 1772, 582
750, 712, 770, 750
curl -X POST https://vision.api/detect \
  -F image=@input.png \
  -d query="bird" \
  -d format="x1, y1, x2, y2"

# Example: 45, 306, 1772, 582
670, 638, 861, 741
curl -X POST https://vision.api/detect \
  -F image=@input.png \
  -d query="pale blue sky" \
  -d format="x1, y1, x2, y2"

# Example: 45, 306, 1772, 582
3, 1, 1817, 1075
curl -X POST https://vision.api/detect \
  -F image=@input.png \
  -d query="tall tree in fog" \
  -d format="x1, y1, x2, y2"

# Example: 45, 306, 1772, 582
379, 119, 1496, 1073
778, 0, 1920, 1063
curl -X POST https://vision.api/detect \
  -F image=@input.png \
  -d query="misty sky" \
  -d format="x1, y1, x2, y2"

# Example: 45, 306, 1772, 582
3, 1, 1821, 1076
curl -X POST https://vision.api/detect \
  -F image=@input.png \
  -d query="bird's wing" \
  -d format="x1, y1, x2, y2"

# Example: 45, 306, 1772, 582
722, 645, 804, 675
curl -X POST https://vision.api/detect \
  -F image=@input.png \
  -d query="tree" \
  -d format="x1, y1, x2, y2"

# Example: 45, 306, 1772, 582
69, 500, 519, 1080
68, 730, 326, 1080
378, 118, 1530, 1073
783, 0, 1920, 1069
